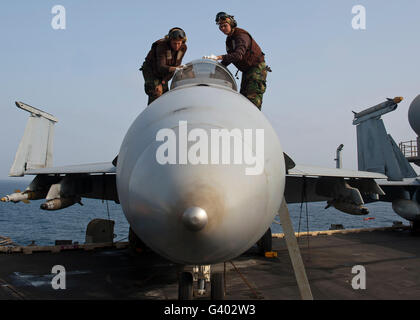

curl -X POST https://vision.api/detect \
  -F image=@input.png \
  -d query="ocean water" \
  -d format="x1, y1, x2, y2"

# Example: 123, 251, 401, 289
0, 179, 404, 246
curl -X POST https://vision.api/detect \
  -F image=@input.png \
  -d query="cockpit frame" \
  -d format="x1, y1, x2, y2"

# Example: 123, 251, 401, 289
170, 59, 238, 91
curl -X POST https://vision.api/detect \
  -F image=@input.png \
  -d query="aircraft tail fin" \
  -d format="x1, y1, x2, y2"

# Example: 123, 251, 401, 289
9, 102, 58, 177
353, 97, 417, 181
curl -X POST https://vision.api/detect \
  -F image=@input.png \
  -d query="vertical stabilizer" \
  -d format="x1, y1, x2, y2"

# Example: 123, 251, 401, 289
9, 102, 58, 177
353, 97, 417, 181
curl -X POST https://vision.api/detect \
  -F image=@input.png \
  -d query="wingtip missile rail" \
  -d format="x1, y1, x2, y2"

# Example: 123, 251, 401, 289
15, 101, 58, 123
353, 97, 404, 125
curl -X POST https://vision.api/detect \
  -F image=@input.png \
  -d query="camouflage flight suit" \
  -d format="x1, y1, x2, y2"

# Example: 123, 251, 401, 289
240, 61, 267, 110
221, 27, 267, 110
141, 39, 187, 105
141, 64, 169, 105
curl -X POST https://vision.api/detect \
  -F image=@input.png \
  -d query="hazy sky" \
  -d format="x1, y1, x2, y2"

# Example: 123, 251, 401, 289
1, 0, 419, 180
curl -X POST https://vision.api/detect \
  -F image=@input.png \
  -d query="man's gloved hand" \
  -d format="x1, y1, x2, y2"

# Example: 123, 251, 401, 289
202, 54, 220, 61
169, 65, 185, 72
154, 84, 163, 96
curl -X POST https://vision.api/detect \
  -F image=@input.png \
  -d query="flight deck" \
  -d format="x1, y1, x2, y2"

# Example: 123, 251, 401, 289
1, 225, 419, 300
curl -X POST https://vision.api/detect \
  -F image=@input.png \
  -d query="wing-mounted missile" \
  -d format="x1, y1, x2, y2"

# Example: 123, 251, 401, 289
1, 189, 47, 203
1, 175, 56, 204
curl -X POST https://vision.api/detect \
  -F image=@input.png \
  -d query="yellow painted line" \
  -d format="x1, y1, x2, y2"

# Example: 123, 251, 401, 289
272, 225, 410, 238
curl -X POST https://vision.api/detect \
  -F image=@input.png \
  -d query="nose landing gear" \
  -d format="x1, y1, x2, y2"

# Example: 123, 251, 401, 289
178, 265, 225, 300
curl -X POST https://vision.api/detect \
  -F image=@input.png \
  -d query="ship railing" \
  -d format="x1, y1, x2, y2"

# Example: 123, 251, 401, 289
399, 140, 418, 158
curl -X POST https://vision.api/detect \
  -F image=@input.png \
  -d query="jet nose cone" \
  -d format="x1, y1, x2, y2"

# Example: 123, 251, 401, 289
182, 207, 208, 231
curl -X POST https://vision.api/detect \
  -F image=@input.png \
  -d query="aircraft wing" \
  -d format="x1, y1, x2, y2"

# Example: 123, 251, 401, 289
371, 178, 420, 204
375, 178, 420, 186
2, 162, 118, 206
285, 164, 387, 215
288, 164, 387, 179
24, 162, 116, 175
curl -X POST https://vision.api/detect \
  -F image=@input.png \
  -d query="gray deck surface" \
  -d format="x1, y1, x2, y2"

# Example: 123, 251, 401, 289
0, 228, 419, 300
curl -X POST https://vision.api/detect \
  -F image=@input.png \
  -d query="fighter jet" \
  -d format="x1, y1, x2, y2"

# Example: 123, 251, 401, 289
1, 59, 385, 299
353, 95, 420, 228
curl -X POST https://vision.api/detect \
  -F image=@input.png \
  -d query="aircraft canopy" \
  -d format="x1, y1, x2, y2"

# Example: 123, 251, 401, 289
170, 59, 238, 91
